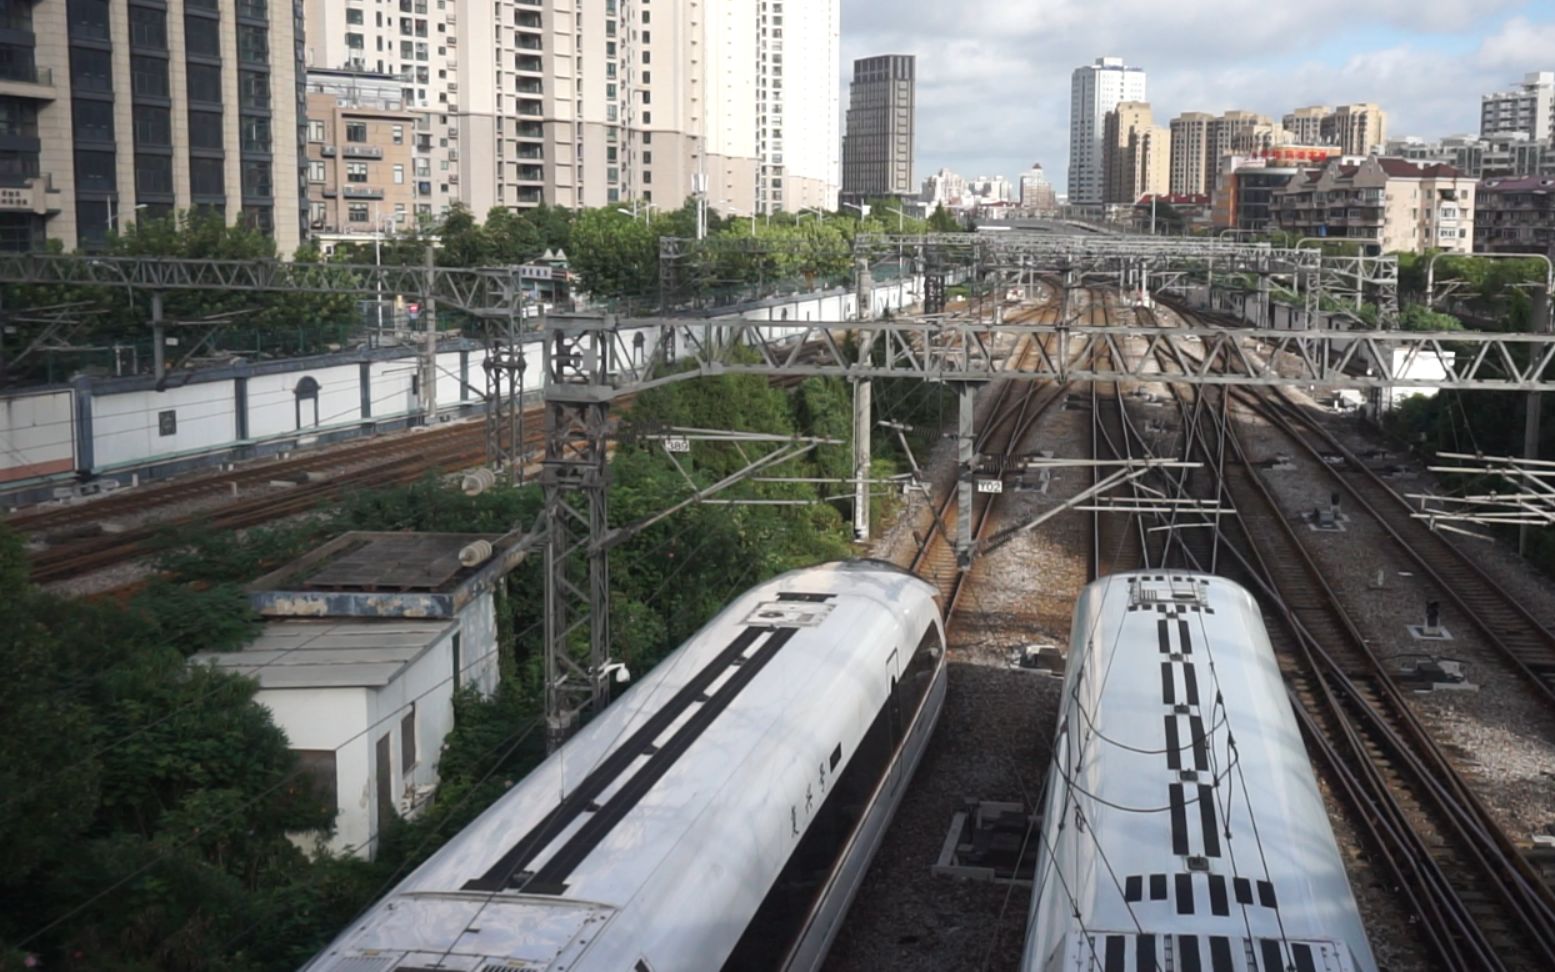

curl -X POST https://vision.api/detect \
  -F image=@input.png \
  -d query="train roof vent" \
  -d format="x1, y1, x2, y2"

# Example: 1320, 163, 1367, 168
744, 600, 834, 628
1129, 575, 1207, 610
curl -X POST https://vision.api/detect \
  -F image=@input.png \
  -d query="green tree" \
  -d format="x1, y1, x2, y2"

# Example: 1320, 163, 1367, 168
927, 203, 961, 232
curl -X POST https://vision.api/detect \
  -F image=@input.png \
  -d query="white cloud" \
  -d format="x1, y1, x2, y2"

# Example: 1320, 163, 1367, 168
840, 0, 1551, 192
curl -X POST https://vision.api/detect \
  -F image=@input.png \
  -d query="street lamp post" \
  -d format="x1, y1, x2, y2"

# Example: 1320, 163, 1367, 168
108, 199, 148, 236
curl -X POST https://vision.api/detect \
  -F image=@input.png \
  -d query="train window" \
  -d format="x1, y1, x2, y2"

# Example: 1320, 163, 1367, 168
721, 670, 897, 969
157, 409, 176, 436
894, 624, 944, 727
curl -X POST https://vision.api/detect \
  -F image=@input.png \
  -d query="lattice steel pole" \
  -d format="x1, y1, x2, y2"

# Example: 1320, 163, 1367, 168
541, 318, 615, 750
852, 258, 874, 540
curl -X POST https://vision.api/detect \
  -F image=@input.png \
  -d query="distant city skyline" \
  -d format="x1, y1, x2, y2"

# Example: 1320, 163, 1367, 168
840, 0, 1555, 194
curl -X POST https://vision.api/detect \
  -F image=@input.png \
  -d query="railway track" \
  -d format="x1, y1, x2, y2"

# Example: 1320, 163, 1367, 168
7, 416, 498, 535
1249, 391, 1555, 704
1139, 308, 1555, 970
908, 298, 1069, 622
25, 427, 512, 582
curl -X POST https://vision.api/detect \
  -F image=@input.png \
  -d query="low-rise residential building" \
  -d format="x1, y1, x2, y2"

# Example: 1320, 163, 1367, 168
1210, 145, 1340, 230
304, 73, 417, 247
1387, 133, 1555, 181
1474, 176, 1555, 255
1274, 156, 1474, 254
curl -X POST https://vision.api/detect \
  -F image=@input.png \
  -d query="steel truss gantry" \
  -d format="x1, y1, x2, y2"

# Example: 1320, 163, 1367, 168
660, 232, 1401, 331
0, 253, 528, 317
535, 301, 1555, 738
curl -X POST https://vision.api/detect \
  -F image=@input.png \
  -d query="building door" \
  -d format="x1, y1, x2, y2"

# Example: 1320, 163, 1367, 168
375, 732, 394, 842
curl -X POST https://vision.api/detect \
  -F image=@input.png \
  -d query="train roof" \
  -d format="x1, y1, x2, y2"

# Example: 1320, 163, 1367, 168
307, 560, 940, 972
1027, 571, 1375, 971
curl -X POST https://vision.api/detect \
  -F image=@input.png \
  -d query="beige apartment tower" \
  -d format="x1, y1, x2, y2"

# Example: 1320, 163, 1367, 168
13, 0, 306, 252
1103, 101, 1169, 204
1169, 112, 1213, 195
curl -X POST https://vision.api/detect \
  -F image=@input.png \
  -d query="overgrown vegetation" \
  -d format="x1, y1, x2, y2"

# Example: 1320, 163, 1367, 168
0, 370, 879, 969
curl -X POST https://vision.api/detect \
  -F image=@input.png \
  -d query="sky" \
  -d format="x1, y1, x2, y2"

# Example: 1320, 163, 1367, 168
838, 0, 1555, 195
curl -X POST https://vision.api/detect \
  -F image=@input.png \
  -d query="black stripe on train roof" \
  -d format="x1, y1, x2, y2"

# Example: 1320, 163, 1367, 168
464, 624, 794, 893
522, 627, 801, 894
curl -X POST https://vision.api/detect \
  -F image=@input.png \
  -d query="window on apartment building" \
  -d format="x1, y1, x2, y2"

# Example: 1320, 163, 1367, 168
70, 47, 114, 93
238, 24, 269, 64
188, 109, 223, 149
240, 161, 272, 199
187, 63, 222, 104
189, 157, 223, 196
346, 161, 368, 182
131, 56, 169, 99
393, 163, 404, 184
133, 105, 172, 147
642, 170, 651, 184
346, 8, 364, 25
136, 153, 173, 195
642, 111, 651, 125
241, 115, 270, 153
642, 71, 650, 84
308, 119, 325, 142
346, 121, 368, 143
348, 203, 369, 222
394, 203, 406, 223
129, 6, 168, 49
308, 160, 325, 182
347, 32, 365, 49
414, 159, 429, 176
641, 90, 650, 105
239, 71, 270, 110
182, 14, 220, 57
72, 98, 114, 143
642, 50, 650, 64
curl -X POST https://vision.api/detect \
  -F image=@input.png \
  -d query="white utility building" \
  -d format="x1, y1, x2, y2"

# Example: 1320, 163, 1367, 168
193, 531, 509, 859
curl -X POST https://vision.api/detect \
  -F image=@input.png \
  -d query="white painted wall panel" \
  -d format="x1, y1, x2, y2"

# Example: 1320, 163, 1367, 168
0, 389, 75, 483
246, 364, 365, 440
91, 383, 237, 469
368, 360, 420, 421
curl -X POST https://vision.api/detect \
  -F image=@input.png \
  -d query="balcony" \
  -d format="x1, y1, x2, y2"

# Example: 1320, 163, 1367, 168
0, 65, 54, 101
343, 145, 383, 159
342, 185, 385, 199
516, 99, 543, 118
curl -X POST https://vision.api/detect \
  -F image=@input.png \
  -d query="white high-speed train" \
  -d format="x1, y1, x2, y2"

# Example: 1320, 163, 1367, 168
304, 560, 945, 972
1023, 572, 1377, 972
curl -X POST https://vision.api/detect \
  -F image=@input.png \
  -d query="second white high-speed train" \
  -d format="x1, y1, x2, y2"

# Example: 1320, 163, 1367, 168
304, 559, 945, 972
1024, 572, 1377, 972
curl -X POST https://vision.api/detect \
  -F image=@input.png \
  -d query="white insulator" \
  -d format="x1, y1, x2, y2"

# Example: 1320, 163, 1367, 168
458, 539, 494, 567
461, 467, 498, 496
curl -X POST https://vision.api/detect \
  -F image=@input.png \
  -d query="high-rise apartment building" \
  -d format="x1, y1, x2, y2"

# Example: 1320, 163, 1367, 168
1282, 106, 1329, 145
841, 54, 915, 201
1482, 72, 1554, 142
1018, 163, 1056, 212
1068, 56, 1146, 207
11, 0, 306, 252
1104, 101, 1168, 204
305, 0, 837, 223
1168, 112, 1213, 195
1323, 103, 1387, 156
